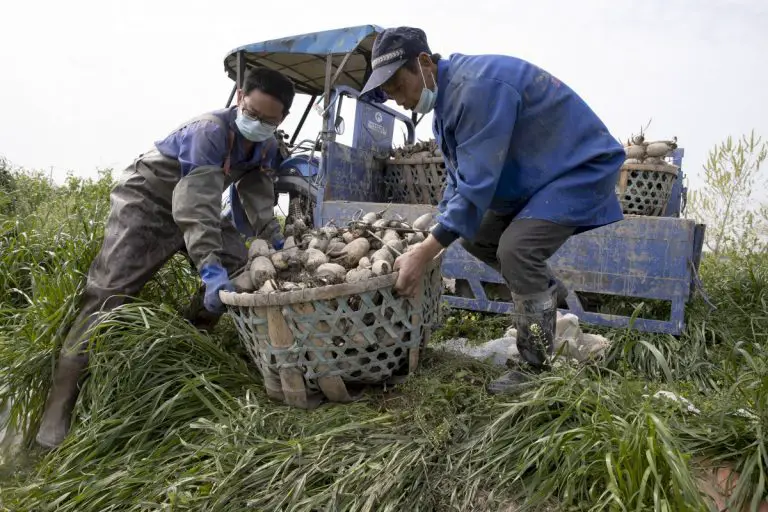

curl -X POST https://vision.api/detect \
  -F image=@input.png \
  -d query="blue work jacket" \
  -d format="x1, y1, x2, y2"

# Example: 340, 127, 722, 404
430, 53, 625, 247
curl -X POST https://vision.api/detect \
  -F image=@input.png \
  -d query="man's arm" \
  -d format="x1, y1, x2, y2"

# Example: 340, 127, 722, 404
437, 174, 456, 214
430, 79, 522, 248
170, 121, 229, 271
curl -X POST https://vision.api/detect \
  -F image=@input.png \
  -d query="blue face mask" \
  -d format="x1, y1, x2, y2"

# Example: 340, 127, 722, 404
413, 60, 438, 115
236, 108, 277, 142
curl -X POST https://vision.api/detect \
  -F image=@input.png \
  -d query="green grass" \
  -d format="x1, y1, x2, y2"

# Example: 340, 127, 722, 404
0, 165, 767, 511
431, 308, 510, 345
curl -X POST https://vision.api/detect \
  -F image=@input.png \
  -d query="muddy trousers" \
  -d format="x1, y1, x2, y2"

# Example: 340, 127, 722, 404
458, 212, 576, 392
36, 168, 248, 448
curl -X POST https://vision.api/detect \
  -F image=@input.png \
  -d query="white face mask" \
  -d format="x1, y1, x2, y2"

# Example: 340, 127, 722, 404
235, 108, 277, 142
412, 60, 438, 114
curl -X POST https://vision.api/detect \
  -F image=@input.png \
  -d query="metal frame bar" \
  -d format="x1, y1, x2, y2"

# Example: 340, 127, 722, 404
289, 95, 317, 147
236, 51, 246, 89
223, 51, 248, 108
334, 94, 345, 130
329, 51, 355, 88
322, 54, 335, 144
225, 83, 237, 108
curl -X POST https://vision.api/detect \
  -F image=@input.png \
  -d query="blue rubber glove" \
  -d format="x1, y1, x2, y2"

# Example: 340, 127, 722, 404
200, 263, 234, 313
266, 218, 285, 250
272, 232, 285, 250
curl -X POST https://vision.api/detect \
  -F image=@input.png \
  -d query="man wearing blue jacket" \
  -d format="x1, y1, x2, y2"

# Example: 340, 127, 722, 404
360, 27, 625, 394
36, 67, 294, 449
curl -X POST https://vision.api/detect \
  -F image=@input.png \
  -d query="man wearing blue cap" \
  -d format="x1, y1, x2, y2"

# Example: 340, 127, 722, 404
360, 27, 625, 394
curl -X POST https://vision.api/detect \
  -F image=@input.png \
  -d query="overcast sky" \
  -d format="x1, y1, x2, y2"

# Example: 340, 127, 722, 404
1, 0, 767, 207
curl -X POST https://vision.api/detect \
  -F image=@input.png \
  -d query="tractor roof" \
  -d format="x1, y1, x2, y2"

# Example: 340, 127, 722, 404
223, 24, 385, 96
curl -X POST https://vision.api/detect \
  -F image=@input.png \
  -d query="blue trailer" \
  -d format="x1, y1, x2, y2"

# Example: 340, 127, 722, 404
221, 24, 707, 336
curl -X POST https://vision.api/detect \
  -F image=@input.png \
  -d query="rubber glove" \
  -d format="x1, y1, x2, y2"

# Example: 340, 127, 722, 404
200, 263, 234, 313
272, 231, 285, 250
264, 218, 284, 250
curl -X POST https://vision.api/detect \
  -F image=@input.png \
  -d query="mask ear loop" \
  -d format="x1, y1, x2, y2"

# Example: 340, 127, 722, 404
415, 59, 436, 124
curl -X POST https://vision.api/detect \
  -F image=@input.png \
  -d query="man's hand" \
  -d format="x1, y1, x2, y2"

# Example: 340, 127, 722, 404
200, 263, 234, 313
393, 234, 445, 298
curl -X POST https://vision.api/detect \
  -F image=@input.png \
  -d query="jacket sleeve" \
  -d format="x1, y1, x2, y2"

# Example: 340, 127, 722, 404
235, 140, 281, 239
438, 173, 456, 214
170, 121, 229, 271
431, 79, 522, 247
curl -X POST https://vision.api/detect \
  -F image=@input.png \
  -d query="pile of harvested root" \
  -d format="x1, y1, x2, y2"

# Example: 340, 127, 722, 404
233, 211, 437, 293
623, 134, 678, 164
389, 139, 442, 160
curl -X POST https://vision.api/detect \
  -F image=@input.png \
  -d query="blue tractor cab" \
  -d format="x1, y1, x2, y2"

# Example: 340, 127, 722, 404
220, 25, 707, 336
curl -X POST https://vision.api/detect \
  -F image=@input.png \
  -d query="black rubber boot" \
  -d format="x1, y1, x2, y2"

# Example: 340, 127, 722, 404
488, 284, 558, 395
36, 353, 89, 449
553, 279, 569, 309
183, 287, 224, 333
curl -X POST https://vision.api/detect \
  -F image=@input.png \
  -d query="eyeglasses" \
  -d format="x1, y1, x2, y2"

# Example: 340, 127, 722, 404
241, 105, 280, 128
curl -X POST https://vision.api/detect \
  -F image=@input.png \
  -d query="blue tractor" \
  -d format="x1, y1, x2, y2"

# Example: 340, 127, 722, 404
221, 24, 707, 336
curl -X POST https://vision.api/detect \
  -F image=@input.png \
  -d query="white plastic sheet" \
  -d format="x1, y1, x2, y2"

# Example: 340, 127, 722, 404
434, 312, 611, 366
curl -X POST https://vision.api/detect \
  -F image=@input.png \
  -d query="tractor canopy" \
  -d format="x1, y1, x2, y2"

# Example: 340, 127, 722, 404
223, 24, 385, 96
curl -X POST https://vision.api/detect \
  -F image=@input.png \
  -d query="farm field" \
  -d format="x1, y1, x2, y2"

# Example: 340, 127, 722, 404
0, 138, 767, 511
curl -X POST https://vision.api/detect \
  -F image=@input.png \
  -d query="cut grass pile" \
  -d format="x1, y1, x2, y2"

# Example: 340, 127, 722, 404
0, 168, 767, 511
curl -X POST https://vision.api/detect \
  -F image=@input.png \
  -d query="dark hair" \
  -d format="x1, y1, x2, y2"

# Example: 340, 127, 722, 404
243, 67, 296, 115
403, 53, 442, 74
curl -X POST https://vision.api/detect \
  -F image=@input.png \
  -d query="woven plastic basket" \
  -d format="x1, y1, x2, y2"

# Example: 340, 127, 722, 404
383, 156, 447, 205
220, 258, 443, 409
617, 163, 680, 217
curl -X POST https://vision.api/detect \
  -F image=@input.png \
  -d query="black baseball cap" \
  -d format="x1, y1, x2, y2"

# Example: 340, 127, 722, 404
360, 27, 431, 95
